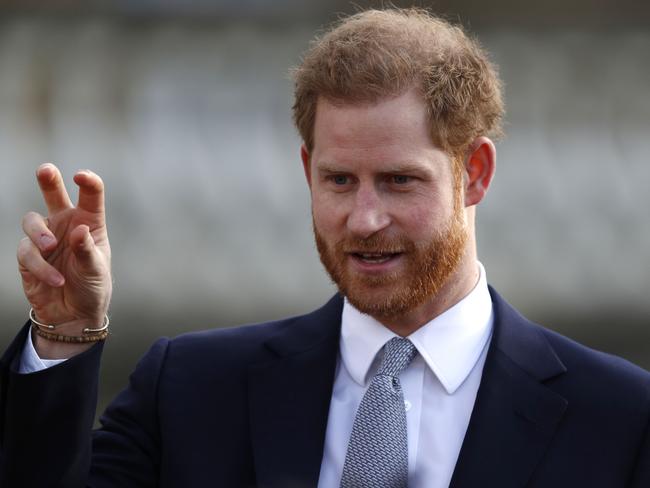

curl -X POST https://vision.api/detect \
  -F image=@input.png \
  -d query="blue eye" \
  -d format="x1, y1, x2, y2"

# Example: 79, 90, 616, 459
333, 175, 348, 185
392, 175, 410, 184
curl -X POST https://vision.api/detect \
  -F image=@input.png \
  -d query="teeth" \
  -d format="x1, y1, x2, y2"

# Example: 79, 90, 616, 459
358, 253, 393, 263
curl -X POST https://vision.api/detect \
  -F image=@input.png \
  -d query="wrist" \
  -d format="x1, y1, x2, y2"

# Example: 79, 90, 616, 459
30, 309, 108, 336
29, 309, 109, 360
33, 328, 95, 359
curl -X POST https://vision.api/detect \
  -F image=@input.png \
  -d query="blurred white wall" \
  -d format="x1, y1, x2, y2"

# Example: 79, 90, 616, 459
2, 17, 648, 318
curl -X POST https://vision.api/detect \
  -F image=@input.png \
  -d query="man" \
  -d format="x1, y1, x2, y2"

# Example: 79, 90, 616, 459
1, 8, 649, 488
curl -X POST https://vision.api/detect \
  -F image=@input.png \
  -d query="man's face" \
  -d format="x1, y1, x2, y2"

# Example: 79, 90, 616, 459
304, 89, 469, 320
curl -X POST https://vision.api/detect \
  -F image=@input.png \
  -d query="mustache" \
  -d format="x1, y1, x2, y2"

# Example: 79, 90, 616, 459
336, 235, 413, 254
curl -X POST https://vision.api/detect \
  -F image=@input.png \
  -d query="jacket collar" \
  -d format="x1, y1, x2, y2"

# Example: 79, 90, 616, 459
450, 286, 568, 488
248, 294, 343, 488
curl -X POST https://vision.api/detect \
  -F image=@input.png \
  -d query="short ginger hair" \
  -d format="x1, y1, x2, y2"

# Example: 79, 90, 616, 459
292, 8, 504, 158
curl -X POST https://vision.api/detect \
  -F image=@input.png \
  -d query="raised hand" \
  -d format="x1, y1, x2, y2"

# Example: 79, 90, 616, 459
17, 163, 112, 355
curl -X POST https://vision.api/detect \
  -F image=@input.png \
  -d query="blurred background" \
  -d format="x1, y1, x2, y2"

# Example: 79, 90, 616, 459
0, 0, 649, 413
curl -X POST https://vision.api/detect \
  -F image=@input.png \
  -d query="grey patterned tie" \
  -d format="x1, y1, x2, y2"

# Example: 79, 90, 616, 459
340, 337, 418, 488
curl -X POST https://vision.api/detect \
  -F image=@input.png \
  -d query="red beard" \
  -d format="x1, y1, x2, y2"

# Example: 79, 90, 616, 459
314, 206, 467, 320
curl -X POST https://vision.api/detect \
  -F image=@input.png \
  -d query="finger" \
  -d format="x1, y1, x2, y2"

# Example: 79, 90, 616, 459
73, 170, 105, 216
18, 267, 39, 288
22, 211, 57, 252
17, 237, 65, 287
36, 163, 73, 214
69, 224, 103, 272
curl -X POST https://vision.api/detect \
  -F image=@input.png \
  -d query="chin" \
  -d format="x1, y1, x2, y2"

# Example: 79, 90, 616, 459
340, 277, 428, 319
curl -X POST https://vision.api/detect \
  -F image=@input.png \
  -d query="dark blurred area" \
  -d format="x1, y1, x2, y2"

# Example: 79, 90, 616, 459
1, 0, 648, 415
0, 0, 649, 29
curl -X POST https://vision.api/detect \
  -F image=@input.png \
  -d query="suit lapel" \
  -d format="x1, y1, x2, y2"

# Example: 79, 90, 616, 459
248, 295, 343, 488
450, 288, 568, 488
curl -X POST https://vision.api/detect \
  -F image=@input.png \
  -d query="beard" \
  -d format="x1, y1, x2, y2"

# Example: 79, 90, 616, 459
314, 203, 468, 320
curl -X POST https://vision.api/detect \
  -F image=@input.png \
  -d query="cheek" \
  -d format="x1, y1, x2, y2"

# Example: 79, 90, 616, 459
398, 201, 450, 237
312, 186, 352, 213
311, 194, 343, 230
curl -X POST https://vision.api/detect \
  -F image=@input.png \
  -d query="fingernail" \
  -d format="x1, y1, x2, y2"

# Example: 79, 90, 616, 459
40, 234, 56, 249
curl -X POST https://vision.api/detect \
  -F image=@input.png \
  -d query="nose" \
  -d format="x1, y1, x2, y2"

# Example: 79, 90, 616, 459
346, 185, 391, 239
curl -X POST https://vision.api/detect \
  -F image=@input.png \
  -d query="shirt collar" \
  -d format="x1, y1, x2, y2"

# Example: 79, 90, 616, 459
340, 262, 493, 394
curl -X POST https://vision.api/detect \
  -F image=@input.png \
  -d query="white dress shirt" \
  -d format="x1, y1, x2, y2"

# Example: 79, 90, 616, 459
317, 262, 493, 488
19, 329, 65, 374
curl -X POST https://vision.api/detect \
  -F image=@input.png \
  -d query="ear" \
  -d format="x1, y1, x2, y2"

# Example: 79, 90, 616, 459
301, 144, 312, 189
463, 136, 496, 207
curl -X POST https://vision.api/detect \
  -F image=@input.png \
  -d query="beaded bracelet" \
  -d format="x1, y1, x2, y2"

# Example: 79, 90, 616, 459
32, 324, 109, 343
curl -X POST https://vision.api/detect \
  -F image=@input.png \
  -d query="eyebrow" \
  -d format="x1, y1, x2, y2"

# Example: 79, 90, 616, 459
315, 163, 347, 174
383, 163, 431, 174
315, 162, 432, 175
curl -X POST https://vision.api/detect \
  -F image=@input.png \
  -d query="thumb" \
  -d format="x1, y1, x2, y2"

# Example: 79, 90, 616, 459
69, 224, 102, 272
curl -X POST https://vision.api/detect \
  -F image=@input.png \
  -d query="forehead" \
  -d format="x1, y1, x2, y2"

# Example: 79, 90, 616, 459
311, 89, 449, 170
314, 90, 429, 145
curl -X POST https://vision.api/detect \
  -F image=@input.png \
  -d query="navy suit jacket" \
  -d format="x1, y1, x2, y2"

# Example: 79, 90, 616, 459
1, 288, 649, 487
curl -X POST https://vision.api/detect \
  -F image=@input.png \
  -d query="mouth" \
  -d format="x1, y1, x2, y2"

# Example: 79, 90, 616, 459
350, 252, 402, 265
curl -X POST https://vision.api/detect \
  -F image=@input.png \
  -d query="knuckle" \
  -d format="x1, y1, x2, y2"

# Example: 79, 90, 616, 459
87, 172, 104, 190
22, 211, 42, 230
21, 212, 32, 228
16, 238, 31, 261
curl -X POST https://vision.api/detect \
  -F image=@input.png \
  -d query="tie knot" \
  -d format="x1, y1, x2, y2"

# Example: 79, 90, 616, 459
376, 337, 417, 378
